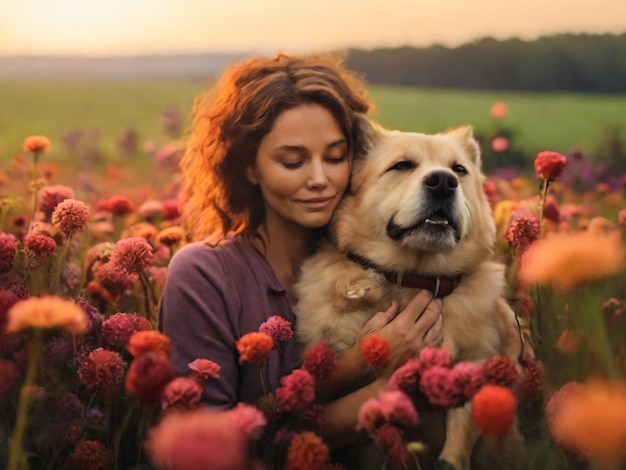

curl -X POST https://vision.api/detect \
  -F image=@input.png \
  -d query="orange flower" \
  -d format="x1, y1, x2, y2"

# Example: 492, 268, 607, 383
285, 431, 329, 470
360, 335, 390, 369
550, 379, 626, 466
236, 332, 274, 364
156, 226, 187, 247
519, 231, 625, 291
471, 385, 517, 436
127, 330, 172, 357
7, 296, 88, 334
489, 101, 508, 120
22, 135, 51, 154
557, 329, 581, 355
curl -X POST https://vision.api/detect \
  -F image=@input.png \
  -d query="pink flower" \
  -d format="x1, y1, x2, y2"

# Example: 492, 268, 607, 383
230, 402, 267, 439
0, 233, 18, 272
259, 315, 294, 343
490, 101, 508, 119
110, 237, 154, 274
450, 361, 486, 402
161, 377, 203, 412
146, 408, 248, 470
418, 346, 452, 370
275, 368, 315, 413
358, 398, 385, 432
38, 185, 74, 217
534, 151, 567, 181
24, 233, 57, 259
303, 341, 336, 379
51, 198, 90, 236
378, 390, 418, 427
102, 313, 151, 349
387, 358, 422, 394
545, 381, 584, 434
420, 366, 461, 407
188, 358, 221, 381
373, 423, 410, 470
491, 136, 510, 152
78, 348, 125, 399
504, 214, 540, 254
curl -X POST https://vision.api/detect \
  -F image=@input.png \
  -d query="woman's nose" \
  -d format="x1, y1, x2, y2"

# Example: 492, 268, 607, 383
306, 159, 329, 188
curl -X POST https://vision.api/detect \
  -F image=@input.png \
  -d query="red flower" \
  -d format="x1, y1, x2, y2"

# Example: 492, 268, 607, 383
483, 179, 497, 200
188, 358, 221, 381
373, 423, 410, 470
0, 233, 18, 273
236, 332, 274, 364
24, 233, 57, 259
534, 150, 567, 181
259, 315, 294, 343
69, 440, 112, 470
518, 353, 544, 399
22, 135, 51, 154
504, 214, 540, 255
471, 385, 517, 436
484, 355, 519, 388
161, 377, 203, 412
360, 335, 390, 369
106, 195, 135, 216
78, 348, 125, 399
275, 368, 316, 413
303, 341, 336, 379
125, 351, 176, 403
285, 431, 329, 470
127, 330, 172, 357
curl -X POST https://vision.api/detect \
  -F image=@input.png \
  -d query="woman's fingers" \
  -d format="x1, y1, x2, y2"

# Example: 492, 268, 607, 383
358, 301, 398, 337
395, 290, 434, 326
422, 310, 444, 346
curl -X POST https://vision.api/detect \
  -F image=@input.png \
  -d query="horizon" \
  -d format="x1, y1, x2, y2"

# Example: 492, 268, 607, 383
1, 0, 625, 57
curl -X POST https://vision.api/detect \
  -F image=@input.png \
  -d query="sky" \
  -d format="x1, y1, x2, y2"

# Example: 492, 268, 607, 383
1, 0, 625, 56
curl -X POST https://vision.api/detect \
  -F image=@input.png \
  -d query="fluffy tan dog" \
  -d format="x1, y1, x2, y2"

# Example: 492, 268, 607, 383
295, 121, 524, 469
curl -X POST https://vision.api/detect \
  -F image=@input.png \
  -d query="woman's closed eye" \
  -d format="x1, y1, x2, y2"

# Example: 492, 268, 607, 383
281, 160, 304, 169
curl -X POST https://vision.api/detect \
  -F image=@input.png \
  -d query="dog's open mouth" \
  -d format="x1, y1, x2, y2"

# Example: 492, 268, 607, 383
387, 209, 457, 241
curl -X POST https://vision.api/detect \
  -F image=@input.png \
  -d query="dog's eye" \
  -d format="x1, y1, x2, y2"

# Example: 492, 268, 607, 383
387, 161, 416, 172
452, 164, 467, 175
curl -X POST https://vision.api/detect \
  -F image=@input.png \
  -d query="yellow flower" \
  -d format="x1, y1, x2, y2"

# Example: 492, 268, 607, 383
7, 296, 88, 334
493, 199, 517, 232
519, 231, 625, 291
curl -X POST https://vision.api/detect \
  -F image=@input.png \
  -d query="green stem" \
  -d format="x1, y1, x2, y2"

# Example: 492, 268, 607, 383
113, 401, 138, 470
51, 235, 72, 294
7, 328, 44, 470
138, 271, 157, 323
258, 364, 269, 398
29, 151, 40, 232
538, 178, 549, 238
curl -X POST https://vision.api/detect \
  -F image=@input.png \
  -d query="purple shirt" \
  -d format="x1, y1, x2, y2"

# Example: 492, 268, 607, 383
158, 236, 301, 408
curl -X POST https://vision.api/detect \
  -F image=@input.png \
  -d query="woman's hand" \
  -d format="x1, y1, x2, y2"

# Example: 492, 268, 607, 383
357, 290, 443, 378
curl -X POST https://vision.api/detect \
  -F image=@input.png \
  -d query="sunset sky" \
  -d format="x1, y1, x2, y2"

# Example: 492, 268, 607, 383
1, 0, 625, 56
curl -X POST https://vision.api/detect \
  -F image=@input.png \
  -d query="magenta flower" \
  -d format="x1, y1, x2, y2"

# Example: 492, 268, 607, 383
302, 341, 336, 379
420, 366, 461, 407
188, 358, 221, 381
378, 390, 419, 428
102, 313, 151, 349
110, 237, 154, 274
358, 398, 385, 433
51, 198, 90, 236
259, 315, 294, 343
38, 185, 74, 217
275, 368, 316, 413
386, 358, 422, 394
373, 423, 410, 470
450, 361, 486, 402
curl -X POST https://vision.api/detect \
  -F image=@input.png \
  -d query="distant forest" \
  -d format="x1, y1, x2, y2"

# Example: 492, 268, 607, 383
344, 34, 626, 93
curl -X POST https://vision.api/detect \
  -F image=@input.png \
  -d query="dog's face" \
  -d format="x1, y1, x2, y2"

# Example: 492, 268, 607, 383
332, 122, 496, 274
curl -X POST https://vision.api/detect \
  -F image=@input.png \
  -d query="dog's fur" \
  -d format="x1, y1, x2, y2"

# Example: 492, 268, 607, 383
294, 121, 524, 469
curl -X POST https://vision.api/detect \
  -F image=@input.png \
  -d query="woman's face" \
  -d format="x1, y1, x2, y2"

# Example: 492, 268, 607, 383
248, 103, 351, 230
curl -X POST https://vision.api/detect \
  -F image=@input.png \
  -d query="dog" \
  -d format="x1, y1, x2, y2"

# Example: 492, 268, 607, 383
294, 120, 525, 469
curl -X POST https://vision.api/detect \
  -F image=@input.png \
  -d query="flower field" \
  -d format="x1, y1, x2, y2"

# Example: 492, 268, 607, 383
1, 97, 626, 470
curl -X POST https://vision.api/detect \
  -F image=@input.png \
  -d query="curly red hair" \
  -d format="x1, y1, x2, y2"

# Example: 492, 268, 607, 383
180, 53, 373, 241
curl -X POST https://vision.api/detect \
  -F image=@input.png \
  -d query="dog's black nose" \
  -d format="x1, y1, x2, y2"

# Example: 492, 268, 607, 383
423, 170, 458, 197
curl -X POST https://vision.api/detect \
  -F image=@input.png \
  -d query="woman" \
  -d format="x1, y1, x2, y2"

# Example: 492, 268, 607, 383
158, 53, 443, 446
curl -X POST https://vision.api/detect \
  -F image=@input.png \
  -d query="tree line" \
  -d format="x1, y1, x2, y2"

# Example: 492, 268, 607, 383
344, 34, 626, 93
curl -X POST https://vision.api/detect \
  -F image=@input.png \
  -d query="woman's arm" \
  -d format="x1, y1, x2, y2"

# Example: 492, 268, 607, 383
158, 243, 239, 408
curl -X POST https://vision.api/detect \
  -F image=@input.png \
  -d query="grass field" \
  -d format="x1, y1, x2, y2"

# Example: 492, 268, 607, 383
1, 79, 625, 164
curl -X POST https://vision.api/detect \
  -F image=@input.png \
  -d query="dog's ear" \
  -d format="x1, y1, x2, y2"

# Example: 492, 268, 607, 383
445, 125, 481, 165
352, 114, 384, 160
